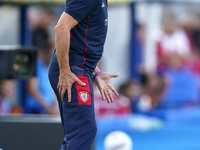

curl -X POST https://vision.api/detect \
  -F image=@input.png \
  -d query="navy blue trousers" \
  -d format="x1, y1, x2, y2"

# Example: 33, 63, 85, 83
49, 65, 97, 150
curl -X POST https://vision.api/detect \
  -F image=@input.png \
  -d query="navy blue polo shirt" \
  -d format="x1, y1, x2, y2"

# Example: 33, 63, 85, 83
65, 0, 108, 74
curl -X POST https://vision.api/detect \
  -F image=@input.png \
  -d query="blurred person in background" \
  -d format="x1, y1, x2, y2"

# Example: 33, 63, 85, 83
122, 75, 165, 113
24, 41, 58, 115
156, 13, 192, 74
29, 7, 54, 49
152, 12, 200, 108
0, 80, 15, 115
139, 73, 165, 112
23, 7, 58, 115
159, 53, 200, 108
156, 22, 191, 73
190, 15, 200, 53
118, 80, 140, 112
187, 15, 200, 77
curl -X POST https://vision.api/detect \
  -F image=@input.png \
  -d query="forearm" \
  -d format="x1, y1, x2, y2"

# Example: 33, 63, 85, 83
55, 26, 70, 73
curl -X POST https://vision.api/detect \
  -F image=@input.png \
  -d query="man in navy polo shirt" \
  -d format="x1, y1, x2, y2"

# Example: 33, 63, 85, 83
48, 0, 119, 149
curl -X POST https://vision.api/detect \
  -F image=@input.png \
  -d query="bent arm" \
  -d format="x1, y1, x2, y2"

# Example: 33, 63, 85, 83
55, 12, 86, 101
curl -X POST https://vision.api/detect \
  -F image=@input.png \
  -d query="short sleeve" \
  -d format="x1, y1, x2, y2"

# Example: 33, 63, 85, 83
65, 0, 97, 23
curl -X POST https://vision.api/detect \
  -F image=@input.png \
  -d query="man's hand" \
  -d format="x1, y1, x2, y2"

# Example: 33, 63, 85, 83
95, 72, 119, 103
57, 70, 86, 102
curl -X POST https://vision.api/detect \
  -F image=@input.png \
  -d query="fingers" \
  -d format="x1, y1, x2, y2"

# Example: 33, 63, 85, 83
57, 83, 70, 101
76, 78, 86, 86
108, 84, 118, 96
101, 90, 114, 103
60, 87, 66, 101
104, 91, 111, 103
110, 72, 120, 78
67, 88, 72, 102
57, 82, 65, 101
100, 90, 105, 100
59, 86, 71, 101
57, 84, 62, 97
57, 73, 85, 102
107, 90, 114, 103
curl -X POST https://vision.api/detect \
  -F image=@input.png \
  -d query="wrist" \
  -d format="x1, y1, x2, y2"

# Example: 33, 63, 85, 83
93, 71, 102, 80
92, 67, 101, 76
59, 67, 70, 74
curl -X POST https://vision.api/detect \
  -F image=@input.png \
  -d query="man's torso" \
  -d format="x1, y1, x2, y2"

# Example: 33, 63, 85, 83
67, 0, 108, 73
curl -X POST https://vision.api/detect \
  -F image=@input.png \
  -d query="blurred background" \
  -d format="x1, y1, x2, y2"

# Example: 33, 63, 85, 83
0, 0, 200, 150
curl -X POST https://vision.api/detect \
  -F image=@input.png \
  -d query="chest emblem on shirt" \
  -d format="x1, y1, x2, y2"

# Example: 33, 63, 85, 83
79, 91, 89, 102
101, 2, 105, 8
